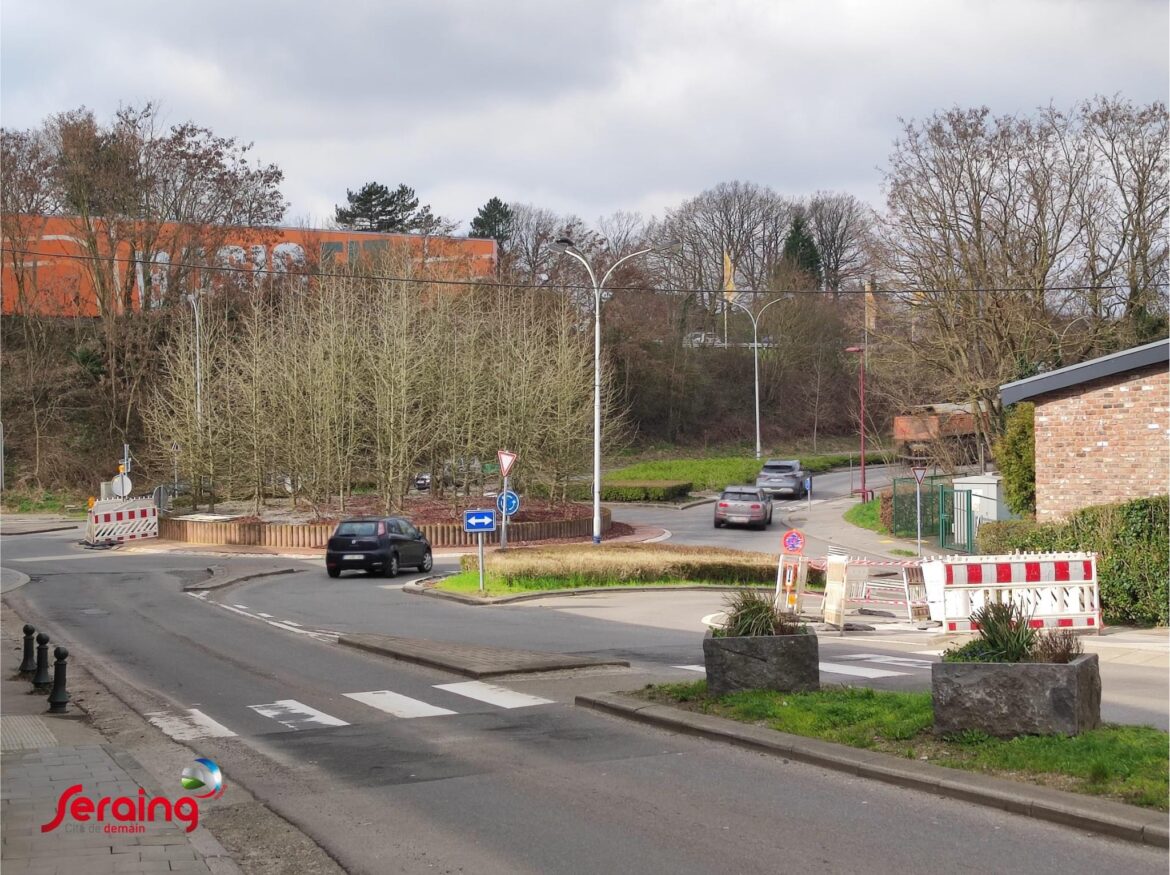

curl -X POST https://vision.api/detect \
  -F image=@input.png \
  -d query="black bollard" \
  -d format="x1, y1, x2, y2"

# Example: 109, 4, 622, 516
47, 647, 70, 714
32, 633, 52, 691
19, 624, 37, 675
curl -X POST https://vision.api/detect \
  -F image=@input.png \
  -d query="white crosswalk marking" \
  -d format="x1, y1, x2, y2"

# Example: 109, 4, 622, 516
674, 665, 706, 673
434, 681, 553, 709
249, 699, 349, 730
146, 708, 237, 741
818, 661, 907, 679
839, 653, 935, 669
344, 690, 457, 719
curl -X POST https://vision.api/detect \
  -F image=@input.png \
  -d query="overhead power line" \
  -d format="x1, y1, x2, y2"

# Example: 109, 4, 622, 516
1, 245, 1162, 298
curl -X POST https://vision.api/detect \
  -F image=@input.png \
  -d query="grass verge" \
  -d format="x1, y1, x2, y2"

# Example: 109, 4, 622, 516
606, 452, 888, 493
639, 681, 1169, 810
1, 489, 88, 517
843, 496, 887, 534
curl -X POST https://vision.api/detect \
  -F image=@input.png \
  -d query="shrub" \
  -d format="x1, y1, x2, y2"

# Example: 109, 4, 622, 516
1032, 629, 1084, 664
878, 489, 894, 533
942, 601, 1036, 663
527, 480, 692, 502
977, 495, 1169, 626
994, 402, 1036, 515
716, 589, 806, 637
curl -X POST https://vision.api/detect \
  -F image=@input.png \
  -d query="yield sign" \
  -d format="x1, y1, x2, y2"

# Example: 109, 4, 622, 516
497, 450, 518, 478
912, 466, 928, 485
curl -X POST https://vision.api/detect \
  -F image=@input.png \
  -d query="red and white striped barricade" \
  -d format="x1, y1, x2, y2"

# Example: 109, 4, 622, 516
85, 497, 160, 545
921, 552, 1100, 633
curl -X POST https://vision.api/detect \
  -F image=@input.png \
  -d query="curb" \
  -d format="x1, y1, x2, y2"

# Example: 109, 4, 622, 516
0, 524, 83, 536
338, 633, 629, 679
575, 692, 1169, 848
183, 566, 301, 593
404, 580, 781, 605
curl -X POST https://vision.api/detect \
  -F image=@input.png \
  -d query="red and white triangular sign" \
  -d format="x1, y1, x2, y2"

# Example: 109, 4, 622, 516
498, 450, 518, 478
912, 466, 928, 485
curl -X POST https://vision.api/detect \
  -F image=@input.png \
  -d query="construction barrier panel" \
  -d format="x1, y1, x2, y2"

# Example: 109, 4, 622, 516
86, 498, 159, 544
921, 552, 1100, 633
818, 556, 929, 633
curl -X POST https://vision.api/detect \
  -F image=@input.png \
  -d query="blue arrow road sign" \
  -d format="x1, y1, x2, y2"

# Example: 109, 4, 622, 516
496, 490, 520, 517
463, 509, 496, 532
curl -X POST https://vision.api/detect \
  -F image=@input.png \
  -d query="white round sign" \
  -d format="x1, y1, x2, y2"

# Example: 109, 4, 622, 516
111, 473, 133, 498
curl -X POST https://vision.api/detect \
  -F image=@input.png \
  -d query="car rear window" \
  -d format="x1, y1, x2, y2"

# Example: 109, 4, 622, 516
335, 521, 378, 536
722, 491, 759, 501
763, 464, 796, 474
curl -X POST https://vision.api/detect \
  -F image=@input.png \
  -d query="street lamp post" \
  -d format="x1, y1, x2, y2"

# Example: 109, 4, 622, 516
553, 238, 680, 545
723, 297, 785, 460
845, 345, 868, 502
186, 294, 203, 426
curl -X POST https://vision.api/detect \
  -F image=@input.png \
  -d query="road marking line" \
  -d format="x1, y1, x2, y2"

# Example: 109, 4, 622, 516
256, 612, 275, 618
819, 662, 908, 679
914, 650, 945, 656
673, 665, 706, 673
433, 681, 553, 709
146, 708, 237, 741
232, 604, 250, 610
281, 620, 303, 627
249, 699, 349, 730
838, 653, 935, 668
344, 690, 457, 719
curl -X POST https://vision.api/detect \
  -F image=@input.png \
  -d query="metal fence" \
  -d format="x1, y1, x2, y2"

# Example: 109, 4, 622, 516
889, 475, 977, 553
937, 485, 976, 552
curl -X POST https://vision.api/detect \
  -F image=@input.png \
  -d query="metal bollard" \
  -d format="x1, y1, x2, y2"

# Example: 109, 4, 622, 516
32, 633, 52, 691
19, 624, 37, 675
47, 647, 70, 714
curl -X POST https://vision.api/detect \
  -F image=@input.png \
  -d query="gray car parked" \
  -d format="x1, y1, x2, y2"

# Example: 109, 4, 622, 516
755, 459, 808, 498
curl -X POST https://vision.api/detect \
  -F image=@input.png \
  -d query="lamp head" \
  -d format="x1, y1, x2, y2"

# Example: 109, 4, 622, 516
551, 237, 576, 253
656, 240, 683, 254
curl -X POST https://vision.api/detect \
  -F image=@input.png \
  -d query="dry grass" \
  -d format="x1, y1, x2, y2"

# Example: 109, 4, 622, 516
461, 542, 776, 585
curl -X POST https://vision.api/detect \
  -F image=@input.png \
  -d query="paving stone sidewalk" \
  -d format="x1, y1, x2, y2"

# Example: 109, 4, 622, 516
1, 622, 237, 874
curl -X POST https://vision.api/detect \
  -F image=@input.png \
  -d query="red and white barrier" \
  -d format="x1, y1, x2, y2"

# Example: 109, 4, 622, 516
819, 556, 930, 631
921, 552, 1100, 633
85, 498, 159, 544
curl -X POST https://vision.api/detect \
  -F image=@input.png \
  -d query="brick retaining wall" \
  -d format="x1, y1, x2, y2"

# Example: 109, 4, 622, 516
159, 507, 610, 549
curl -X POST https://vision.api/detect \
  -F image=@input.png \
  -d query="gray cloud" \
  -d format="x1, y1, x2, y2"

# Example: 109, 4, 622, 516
2, 0, 1166, 229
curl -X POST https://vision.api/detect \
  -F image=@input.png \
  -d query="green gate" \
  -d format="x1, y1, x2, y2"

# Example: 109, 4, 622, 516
937, 486, 975, 553
890, 475, 949, 539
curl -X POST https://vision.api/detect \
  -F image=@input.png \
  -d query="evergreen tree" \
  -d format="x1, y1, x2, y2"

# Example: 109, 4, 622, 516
334, 182, 421, 232
469, 197, 514, 245
994, 402, 1036, 515
782, 215, 822, 287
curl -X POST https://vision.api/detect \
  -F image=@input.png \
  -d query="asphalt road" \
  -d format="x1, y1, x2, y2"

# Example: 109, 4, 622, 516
2, 523, 1165, 874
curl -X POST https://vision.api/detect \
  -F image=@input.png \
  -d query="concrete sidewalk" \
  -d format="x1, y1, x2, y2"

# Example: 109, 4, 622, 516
0, 615, 238, 874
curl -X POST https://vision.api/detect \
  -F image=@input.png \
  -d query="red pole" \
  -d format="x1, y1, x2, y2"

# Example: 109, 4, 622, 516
858, 354, 867, 502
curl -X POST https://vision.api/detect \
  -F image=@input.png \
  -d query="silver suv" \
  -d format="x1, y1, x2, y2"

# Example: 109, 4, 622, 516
755, 459, 807, 498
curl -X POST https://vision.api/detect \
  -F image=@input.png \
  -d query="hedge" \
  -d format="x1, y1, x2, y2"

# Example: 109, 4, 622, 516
530, 480, 693, 502
977, 495, 1169, 626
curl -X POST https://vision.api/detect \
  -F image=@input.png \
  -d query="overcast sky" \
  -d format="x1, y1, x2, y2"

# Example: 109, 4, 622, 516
2, 0, 1166, 232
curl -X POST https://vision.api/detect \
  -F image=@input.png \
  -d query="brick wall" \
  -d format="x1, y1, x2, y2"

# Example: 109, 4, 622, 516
1034, 363, 1169, 521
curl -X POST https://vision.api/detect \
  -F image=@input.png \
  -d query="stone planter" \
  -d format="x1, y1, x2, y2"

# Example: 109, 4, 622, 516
931, 653, 1101, 738
702, 632, 820, 696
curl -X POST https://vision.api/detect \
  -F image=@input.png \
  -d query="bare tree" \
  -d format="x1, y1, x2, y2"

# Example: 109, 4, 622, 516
807, 191, 876, 294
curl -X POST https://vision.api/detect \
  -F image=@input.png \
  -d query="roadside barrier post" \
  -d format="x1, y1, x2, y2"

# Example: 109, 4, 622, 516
19, 624, 37, 675
32, 632, 52, 690
47, 647, 71, 713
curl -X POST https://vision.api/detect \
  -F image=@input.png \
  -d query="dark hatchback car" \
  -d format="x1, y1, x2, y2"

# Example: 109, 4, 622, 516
325, 517, 433, 578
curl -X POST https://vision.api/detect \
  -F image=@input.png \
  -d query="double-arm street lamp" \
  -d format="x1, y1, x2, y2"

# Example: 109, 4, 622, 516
723, 296, 785, 460
552, 238, 681, 545
845, 345, 869, 502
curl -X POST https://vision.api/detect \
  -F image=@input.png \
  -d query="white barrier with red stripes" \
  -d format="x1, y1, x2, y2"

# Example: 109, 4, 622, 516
921, 552, 1100, 633
85, 498, 159, 544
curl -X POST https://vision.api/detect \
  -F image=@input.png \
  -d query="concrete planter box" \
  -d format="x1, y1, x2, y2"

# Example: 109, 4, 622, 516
932, 653, 1101, 738
703, 632, 820, 696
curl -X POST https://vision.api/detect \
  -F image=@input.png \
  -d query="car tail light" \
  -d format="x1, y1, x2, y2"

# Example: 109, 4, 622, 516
750, 504, 761, 509
718, 502, 729, 508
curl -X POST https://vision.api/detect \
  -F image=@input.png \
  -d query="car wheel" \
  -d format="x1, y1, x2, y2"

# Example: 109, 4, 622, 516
327, 567, 340, 579
384, 552, 399, 578
767, 509, 773, 525
713, 519, 723, 529
418, 549, 433, 573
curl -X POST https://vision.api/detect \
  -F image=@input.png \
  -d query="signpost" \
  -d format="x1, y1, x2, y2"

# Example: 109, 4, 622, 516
777, 529, 805, 613
781, 529, 805, 555
912, 466, 928, 556
497, 450, 518, 551
171, 441, 181, 496
111, 473, 133, 499
463, 509, 496, 592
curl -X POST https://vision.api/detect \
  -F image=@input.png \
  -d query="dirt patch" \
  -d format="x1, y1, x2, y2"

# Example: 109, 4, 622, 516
197, 495, 592, 526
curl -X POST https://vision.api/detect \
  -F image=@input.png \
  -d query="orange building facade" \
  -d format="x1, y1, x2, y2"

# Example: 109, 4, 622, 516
1, 215, 497, 317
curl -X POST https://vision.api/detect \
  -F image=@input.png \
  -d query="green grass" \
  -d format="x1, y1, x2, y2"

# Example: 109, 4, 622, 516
605, 452, 879, 492
640, 682, 1169, 810
843, 496, 887, 534
436, 570, 763, 597
889, 548, 917, 557
1, 490, 88, 517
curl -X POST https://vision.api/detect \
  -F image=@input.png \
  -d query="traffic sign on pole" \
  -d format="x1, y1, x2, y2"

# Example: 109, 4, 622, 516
781, 529, 805, 555
496, 490, 520, 517
912, 466, 928, 485
497, 450, 518, 479
463, 510, 496, 533
111, 474, 133, 499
